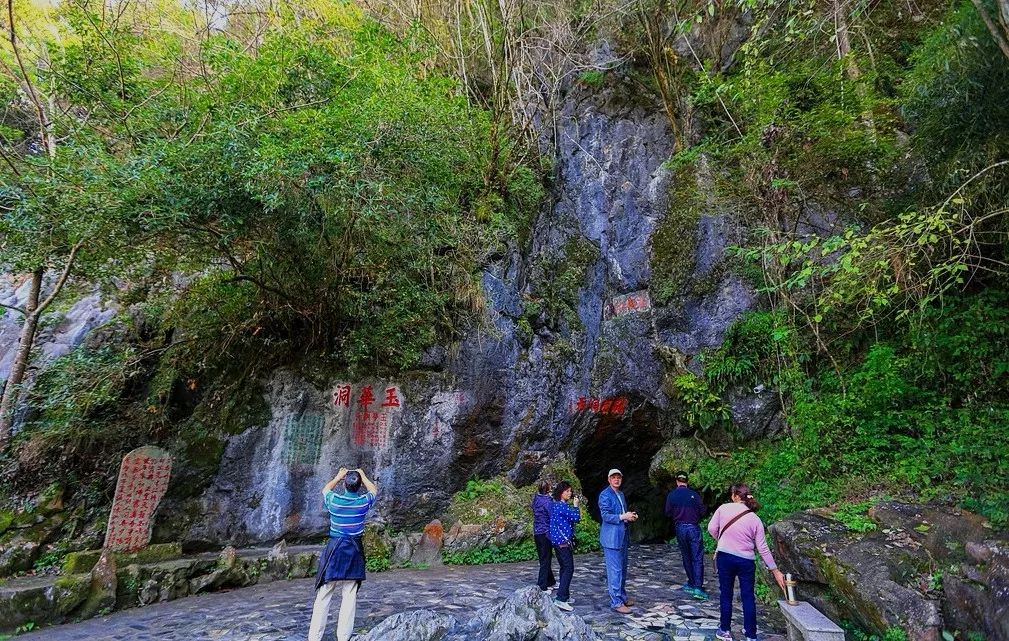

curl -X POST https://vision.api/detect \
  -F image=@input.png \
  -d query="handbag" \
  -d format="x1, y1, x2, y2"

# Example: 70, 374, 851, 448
711, 509, 752, 575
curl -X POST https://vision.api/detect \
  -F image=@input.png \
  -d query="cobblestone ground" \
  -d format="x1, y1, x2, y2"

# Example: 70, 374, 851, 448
23, 545, 785, 641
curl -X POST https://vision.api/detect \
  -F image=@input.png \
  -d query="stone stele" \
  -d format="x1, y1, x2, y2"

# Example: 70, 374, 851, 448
103, 446, 173, 552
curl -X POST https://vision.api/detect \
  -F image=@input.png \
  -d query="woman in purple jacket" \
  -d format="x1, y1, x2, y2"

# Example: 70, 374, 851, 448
531, 480, 556, 593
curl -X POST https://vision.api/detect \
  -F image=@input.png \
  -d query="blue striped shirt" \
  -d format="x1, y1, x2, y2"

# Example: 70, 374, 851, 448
324, 490, 376, 537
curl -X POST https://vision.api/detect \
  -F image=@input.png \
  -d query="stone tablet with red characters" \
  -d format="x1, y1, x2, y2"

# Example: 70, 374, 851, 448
103, 446, 173, 552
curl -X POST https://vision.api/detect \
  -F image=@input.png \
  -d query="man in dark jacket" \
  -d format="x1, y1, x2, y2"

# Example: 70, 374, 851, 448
665, 471, 708, 599
531, 481, 556, 592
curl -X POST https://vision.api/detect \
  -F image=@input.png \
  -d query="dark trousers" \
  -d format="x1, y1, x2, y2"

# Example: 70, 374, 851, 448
675, 523, 704, 589
534, 533, 556, 590
553, 544, 574, 602
717, 551, 757, 638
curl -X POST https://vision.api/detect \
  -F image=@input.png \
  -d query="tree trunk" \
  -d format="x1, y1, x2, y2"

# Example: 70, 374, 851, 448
0, 268, 43, 444
972, 0, 1009, 60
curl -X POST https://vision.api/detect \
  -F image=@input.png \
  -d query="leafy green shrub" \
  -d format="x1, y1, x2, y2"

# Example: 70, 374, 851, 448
831, 501, 879, 534
671, 372, 730, 431
366, 555, 391, 572
443, 539, 538, 565
578, 70, 606, 87
573, 510, 602, 553
447, 477, 531, 525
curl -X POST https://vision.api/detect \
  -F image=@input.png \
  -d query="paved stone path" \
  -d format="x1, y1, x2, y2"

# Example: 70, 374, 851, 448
23, 545, 785, 641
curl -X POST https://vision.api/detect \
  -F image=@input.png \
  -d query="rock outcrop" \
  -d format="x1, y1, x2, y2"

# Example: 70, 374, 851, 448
357, 585, 600, 641
164, 75, 770, 548
770, 501, 1008, 641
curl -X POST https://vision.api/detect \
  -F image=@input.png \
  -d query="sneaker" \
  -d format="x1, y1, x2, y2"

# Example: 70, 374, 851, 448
554, 599, 573, 612
715, 630, 733, 641
680, 584, 694, 592
542, 587, 553, 595
613, 604, 632, 614
690, 588, 710, 600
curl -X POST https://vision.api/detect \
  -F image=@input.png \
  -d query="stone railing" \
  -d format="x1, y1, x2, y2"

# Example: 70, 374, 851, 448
778, 600, 845, 641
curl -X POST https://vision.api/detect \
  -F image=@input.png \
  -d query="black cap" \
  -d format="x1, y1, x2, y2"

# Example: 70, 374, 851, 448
675, 471, 688, 482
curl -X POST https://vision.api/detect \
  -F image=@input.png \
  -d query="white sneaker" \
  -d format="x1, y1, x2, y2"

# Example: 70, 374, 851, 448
554, 599, 573, 611
715, 631, 733, 641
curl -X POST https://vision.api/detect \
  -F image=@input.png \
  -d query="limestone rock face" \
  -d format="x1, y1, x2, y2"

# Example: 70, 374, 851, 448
0, 276, 118, 432
3, 40, 775, 549
771, 502, 1009, 641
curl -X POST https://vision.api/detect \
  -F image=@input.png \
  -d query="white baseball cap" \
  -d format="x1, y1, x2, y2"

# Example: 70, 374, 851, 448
607, 468, 623, 477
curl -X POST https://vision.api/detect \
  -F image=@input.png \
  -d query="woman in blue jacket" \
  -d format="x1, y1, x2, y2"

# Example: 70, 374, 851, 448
548, 481, 581, 611
531, 480, 555, 592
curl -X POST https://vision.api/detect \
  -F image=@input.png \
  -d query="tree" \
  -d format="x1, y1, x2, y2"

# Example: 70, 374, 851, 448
0, 0, 191, 441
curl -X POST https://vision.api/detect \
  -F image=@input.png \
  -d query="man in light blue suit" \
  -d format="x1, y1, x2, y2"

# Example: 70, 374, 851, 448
597, 468, 638, 614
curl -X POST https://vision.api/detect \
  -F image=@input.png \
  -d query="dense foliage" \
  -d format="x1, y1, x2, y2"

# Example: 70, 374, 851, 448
661, 0, 1009, 528
1, 2, 542, 495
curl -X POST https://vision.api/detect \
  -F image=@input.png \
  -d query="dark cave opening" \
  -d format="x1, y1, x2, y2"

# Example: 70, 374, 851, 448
573, 403, 669, 543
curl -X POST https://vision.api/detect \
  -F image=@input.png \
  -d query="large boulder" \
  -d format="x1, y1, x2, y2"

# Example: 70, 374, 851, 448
358, 610, 458, 641
770, 511, 941, 641
771, 502, 1009, 641
357, 586, 600, 641
412, 520, 445, 567
456, 585, 599, 641
943, 540, 1009, 641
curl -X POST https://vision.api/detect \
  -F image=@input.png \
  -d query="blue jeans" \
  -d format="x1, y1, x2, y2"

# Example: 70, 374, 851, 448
603, 538, 629, 608
717, 551, 757, 638
553, 544, 574, 602
675, 523, 704, 589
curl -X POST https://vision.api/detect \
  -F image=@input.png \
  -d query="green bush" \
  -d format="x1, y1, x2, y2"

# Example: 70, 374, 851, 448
366, 555, 391, 572
443, 539, 538, 565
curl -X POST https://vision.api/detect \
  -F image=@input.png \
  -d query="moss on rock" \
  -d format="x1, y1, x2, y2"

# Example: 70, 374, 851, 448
650, 166, 703, 306
0, 510, 14, 537
648, 438, 708, 488
52, 573, 90, 616
62, 542, 182, 575
363, 524, 391, 572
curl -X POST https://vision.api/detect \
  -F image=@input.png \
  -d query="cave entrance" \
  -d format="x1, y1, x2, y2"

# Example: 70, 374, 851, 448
573, 402, 668, 543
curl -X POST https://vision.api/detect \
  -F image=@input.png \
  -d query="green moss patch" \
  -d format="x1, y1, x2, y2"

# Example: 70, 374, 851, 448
62, 543, 182, 575
650, 166, 703, 306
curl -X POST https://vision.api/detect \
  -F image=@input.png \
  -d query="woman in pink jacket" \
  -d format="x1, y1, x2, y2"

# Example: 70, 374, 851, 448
707, 484, 786, 641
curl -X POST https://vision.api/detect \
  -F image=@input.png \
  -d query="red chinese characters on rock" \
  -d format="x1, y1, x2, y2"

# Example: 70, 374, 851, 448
103, 446, 173, 552
332, 384, 352, 408
609, 291, 652, 317
352, 385, 401, 448
572, 396, 628, 416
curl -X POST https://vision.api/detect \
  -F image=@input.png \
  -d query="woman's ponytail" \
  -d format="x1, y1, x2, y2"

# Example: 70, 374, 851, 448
731, 483, 760, 512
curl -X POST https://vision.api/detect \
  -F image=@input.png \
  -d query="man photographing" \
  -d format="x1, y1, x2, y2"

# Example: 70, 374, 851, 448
308, 467, 378, 641
665, 471, 708, 599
